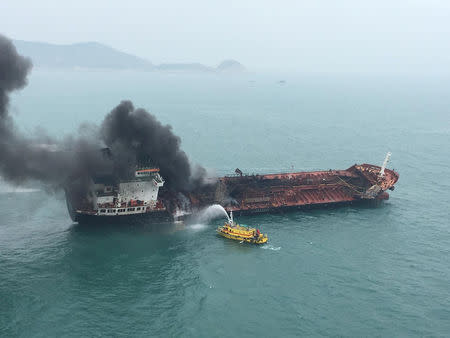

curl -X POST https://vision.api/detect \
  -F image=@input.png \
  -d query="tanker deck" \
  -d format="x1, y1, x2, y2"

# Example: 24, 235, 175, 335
168, 159, 399, 216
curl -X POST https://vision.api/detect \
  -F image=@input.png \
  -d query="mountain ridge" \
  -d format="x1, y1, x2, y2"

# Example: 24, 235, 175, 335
14, 40, 245, 73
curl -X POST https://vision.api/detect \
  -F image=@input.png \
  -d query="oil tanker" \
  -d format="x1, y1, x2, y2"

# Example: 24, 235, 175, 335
66, 153, 399, 224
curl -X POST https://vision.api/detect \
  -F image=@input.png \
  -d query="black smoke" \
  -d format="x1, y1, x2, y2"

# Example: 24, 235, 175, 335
0, 34, 205, 193
0, 34, 110, 188
0, 36, 31, 118
100, 100, 205, 189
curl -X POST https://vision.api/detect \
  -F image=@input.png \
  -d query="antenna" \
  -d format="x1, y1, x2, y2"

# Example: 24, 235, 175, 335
379, 152, 392, 177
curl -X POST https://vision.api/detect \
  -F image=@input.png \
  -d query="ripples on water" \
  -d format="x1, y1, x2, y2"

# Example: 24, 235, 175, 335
1, 192, 448, 337
1, 72, 450, 336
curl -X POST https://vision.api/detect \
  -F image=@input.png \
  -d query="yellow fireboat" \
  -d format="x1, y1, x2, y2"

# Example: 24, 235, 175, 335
217, 211, 268, 244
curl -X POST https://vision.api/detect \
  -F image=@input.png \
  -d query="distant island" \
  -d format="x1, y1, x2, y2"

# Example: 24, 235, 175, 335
13, 40, 153, 70
216, 60, 246, 73
13, 40, 245, 73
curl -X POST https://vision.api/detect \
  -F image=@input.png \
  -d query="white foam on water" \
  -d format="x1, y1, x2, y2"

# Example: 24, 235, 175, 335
261, 245, 281, 251
0, 179, 40, 194
187, 223, 208, 232
0, 184, 40, 194
0, 188, 40, 193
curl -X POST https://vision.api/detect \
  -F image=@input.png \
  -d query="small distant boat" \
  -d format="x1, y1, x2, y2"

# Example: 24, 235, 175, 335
217, 212, 268, 244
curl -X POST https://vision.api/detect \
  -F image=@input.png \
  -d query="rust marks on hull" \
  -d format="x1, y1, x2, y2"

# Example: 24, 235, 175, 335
174, 163, 399, 215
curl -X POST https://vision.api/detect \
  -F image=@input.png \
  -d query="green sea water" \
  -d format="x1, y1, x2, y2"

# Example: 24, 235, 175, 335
1, 70, 449, 337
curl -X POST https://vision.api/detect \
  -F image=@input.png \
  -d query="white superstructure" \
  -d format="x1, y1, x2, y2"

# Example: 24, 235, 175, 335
82, 167, 165, 217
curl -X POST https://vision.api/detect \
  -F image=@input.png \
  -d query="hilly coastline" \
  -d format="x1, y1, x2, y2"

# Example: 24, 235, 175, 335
14, 40, 245, 73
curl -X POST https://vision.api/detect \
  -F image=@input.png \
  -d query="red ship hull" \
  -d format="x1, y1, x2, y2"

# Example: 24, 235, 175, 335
162, 164, 399, 216
67, 163, 399, 224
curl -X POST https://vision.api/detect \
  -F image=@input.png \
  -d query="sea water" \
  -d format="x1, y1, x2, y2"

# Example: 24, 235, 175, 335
1, 69, 449, 337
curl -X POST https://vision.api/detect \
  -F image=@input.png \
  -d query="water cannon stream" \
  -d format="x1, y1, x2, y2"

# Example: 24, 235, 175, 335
194, 204, 231, 224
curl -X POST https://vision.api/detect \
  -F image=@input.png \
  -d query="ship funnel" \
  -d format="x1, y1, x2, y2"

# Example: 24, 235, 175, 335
379, 152, 392, 177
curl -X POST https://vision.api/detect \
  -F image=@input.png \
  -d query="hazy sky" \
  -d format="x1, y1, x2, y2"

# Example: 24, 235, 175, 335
2, 0, 450, 72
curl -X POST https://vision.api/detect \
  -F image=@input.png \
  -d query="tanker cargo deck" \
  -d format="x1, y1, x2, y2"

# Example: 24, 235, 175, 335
175, 159, 399, 216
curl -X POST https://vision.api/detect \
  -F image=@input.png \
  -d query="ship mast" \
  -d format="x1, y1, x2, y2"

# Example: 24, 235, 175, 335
379, 152, 392, 177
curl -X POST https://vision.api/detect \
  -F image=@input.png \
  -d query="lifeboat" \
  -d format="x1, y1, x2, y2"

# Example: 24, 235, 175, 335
217, 212, 268, 244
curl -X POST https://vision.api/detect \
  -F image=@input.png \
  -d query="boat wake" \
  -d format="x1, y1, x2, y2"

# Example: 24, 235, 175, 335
0, 179, 40, 194
261, 245, 281, 251
0, 187, 40, 194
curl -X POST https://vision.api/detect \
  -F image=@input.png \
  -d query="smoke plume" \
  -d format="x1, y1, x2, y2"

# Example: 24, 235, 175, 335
0, 34, 205, 193
100, 100, 204, 189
